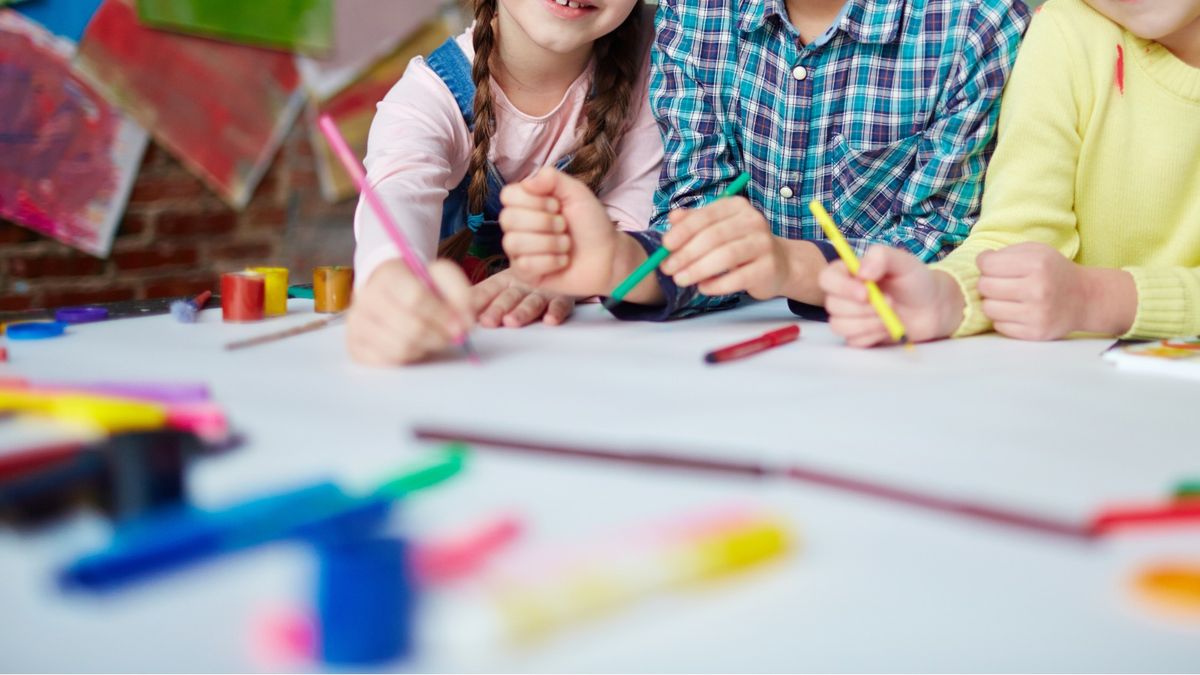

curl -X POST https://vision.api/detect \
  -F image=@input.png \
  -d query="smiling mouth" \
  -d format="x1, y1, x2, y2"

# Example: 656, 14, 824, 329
553, 0, 597, 9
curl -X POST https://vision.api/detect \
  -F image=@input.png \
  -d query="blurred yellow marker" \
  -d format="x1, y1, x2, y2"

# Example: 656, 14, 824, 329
1136, 564, 1200, 616
0, 390, 167, 433
494, 516, 793, 642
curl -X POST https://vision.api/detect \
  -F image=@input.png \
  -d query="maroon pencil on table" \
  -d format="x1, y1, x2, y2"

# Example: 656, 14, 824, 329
704, 325, 800, 364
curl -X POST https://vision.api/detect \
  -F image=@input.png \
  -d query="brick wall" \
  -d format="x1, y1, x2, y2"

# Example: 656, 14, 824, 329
0, 124, 357, 313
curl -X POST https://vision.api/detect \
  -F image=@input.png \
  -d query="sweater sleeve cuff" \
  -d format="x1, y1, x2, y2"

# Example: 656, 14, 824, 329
604, 231, 685, 323
929, 253, 991, 338
786, 240, 838, 321
1122, 266, 1198, 339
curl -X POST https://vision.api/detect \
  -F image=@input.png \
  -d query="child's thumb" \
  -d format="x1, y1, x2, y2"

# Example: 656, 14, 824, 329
522, 166, 562, 196
526, 166, 591, 203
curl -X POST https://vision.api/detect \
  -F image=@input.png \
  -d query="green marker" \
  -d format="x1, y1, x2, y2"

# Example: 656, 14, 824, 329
603, 172, 752, 310
1174, 479, 1200, 500
372, 444, 467, 499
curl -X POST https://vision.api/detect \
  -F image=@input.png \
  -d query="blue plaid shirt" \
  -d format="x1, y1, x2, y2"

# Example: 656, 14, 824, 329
612, 0, 1031, 321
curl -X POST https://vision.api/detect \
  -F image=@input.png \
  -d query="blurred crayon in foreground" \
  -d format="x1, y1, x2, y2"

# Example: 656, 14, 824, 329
443, 510, 794, 644
1135, 564, 1200, 617
60, 450, 466, 590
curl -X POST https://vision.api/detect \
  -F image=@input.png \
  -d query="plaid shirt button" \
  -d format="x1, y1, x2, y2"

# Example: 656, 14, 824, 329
791, 65, 808, 81
779, 186, 795, 199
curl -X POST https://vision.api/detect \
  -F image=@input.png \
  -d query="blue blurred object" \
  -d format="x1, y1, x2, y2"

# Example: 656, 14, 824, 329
0, 450, 104, 524
0, 431, 206, 527
57, 449, 464, 591
60, 481, 392, 591
15, 0, 105, 43
98, 430, 194, 522
318, 536, 413, 665
6, 322, 67, 341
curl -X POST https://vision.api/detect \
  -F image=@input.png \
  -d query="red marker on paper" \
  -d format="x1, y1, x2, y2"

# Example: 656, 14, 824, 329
704, 325, 800, 365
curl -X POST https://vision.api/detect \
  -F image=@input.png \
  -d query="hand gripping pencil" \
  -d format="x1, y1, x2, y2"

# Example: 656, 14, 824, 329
808, 201, 910, 347
603, 172, 752, 310
317, 114, 479, 363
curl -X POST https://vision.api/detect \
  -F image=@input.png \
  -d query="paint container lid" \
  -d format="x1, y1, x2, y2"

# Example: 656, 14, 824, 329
55, 306, 109, 324
6, 322, 67, 341
318, 536, 413, 665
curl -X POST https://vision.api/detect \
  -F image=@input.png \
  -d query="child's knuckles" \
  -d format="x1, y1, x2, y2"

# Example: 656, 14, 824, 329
1028, 281, 1052, 303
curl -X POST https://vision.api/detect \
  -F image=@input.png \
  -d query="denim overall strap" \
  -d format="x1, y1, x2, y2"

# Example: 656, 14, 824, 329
426, 37, 578, 253
425, 38, 475, 126
424, 38, 476, 241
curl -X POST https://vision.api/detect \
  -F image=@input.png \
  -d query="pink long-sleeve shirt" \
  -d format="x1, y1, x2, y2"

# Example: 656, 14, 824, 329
353, 29, 664, 287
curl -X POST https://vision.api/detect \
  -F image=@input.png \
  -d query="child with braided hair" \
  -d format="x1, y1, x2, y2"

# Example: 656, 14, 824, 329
348, 0, 660, 365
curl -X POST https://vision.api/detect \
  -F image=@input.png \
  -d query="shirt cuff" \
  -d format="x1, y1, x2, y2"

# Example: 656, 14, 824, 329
929, 253, 991, 338
604, 231, 683, 322
1122, 266, 1196, 339
786, 240, 838, 322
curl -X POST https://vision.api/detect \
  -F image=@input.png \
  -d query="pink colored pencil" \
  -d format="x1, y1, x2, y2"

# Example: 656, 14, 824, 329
316, 114, 479, 363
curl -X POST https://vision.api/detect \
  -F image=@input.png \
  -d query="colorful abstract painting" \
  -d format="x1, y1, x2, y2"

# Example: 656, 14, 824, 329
309, 19, 450, 202
0, 10, 147, 256
136, 0, 333, 55
297, 0, 444, 101
76, 0, 304, 209
11, 0, 103, 43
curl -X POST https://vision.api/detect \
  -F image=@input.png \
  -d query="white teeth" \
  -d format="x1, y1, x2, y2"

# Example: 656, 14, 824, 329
556, 0, 568, 5
568, 1, 581, 7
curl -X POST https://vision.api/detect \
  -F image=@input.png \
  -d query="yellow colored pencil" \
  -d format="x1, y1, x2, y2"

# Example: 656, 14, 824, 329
808, 201, 909, 346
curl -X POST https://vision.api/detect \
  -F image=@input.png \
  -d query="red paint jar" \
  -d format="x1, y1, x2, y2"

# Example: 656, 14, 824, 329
221, 272, 265, 323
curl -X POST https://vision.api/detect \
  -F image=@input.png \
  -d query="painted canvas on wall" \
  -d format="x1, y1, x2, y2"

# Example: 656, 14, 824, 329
309, 19, 451, 202
297, 0, 445, 101
76, 0, 305, 209
135, 0, 333, 54
0, 10, 147, 256
12, 0, 103, 43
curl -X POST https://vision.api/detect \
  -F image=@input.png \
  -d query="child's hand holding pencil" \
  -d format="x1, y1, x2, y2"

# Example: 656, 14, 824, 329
819, 243, 965, 348
346, 260, 476, 366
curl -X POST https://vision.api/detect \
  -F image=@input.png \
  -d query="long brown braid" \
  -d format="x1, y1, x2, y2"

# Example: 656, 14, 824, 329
438, 0, 649, 268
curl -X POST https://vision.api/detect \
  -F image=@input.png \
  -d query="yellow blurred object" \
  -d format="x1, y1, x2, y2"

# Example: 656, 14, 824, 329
677, 519, 792, 584
1136, 565, 1200, 616
493, 515, 794, 642
250, 267, 289, 316
0, 389, 167, 433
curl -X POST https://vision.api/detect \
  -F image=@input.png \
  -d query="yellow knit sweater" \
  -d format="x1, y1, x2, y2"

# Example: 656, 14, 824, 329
932, 0, 1200, 339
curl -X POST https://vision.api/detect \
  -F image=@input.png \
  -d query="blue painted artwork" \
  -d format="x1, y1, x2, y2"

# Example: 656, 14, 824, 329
15, 0, 104, 43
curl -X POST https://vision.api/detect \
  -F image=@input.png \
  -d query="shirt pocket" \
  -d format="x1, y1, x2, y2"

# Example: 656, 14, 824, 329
829, 130, 923, 238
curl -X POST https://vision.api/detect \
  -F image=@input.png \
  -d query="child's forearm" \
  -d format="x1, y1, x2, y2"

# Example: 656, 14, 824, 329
779, 240, 831, 305
607, 234, 666, 306
931, 270, 968, 339
1079, 267, 1136, 336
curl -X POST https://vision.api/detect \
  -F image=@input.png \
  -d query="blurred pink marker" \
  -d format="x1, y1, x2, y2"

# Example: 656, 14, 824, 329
251, 608, 316, 667
413, 514, 523, 585
316, 114, 480, 364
